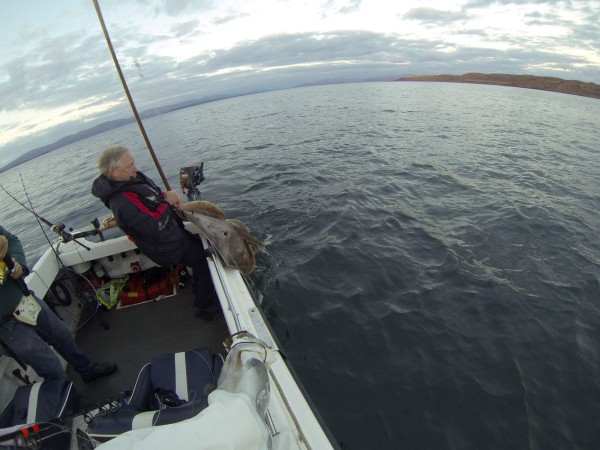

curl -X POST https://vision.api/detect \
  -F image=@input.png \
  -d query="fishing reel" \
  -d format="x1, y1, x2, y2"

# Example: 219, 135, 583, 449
51, 219, 106, 251
0, 256, 16, 285
0, 260, 8, 285
51, 223, 76, 243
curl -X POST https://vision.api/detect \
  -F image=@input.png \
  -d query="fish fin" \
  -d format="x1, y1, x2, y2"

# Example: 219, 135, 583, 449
237, 239, 256, 274
226, 218, 250, 234
182, 200, 225, 220
226, 219, 263, 250
244, 235, 264, 251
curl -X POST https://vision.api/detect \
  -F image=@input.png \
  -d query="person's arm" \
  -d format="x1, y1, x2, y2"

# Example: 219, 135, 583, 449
163, 190, 183, 211
111, 193, 181, 243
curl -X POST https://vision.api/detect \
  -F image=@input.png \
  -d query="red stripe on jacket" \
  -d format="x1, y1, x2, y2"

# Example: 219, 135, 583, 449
122, 192, 169, 220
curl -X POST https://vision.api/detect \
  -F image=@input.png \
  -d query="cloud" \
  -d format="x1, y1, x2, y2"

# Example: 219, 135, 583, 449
149, 0, 214, 16
404, 7, 470, 24
2, 25, 596, 140
200, 31, 399, 70
338, 0, 362, 14
463, 0, 568, 7
170, 19, 200, 37
212, 12, 250, 26
1, 0, 599, 165
323, 0, 362, 15
191, 29, 595, 80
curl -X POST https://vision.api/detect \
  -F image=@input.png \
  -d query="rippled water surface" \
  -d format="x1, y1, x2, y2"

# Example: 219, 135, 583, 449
1, 83, 599, 449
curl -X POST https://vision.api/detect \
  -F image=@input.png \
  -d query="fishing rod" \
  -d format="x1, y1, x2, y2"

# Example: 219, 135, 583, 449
14, 177, 110, 330
1, 183, 61, 232
92, 0, 171, 191
0, 181, 68, 371
0, 183, 99, 250
0, 388, 131, 449
0, 179, 96, 369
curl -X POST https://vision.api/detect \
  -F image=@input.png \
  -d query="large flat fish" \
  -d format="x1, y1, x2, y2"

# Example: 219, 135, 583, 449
182, 201, 263, 274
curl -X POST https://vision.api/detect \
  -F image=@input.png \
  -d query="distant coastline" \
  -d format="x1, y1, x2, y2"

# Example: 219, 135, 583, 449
0, 92, 243, 173
3, 73, 598, 172
396, 73, 600, 100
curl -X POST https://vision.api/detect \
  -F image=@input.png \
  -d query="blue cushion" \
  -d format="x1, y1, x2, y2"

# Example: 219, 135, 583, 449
87, 348, 223, 443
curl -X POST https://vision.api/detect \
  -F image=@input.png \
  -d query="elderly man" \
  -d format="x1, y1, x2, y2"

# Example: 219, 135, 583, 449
91, 146, 218, 315
0, 225, 117, 382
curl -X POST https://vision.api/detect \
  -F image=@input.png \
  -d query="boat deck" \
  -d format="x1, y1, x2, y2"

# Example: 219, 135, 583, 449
0, 252, 339, 449
64, 284, 229, 405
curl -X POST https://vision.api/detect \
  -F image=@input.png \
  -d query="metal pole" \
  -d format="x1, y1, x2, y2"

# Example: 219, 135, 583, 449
92, 0, 171, 190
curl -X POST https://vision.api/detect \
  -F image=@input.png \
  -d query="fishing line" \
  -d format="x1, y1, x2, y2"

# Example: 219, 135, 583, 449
2, 178, 109, 330
0, 181, 88, 248
18, 174, 58, 254
0, 181, 54, 228
0, 180, 57, 301
17, 178, 93, 328
16, 175, 74, 284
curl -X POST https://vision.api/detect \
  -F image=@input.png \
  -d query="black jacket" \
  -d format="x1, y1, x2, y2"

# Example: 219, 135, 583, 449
91, 172, 191, 266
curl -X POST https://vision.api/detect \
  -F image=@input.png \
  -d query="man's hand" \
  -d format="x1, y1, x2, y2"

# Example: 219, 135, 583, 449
0, 235, 7, 259
0, 237, 24, 278
9, 259, 23, 279
164, 190, 183, 211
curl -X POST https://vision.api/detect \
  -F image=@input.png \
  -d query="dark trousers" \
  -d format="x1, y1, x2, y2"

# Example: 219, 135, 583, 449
179, 236, 217, 310
2, 298, 93, 380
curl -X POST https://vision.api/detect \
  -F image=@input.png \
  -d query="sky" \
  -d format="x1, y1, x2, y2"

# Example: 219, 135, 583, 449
1, 0, 599, 167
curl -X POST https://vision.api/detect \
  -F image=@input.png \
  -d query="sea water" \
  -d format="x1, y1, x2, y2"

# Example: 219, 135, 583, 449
1, 82, 599, 449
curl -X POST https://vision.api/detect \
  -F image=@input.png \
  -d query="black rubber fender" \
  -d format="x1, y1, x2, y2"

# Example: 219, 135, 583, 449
49, 281, 72, 306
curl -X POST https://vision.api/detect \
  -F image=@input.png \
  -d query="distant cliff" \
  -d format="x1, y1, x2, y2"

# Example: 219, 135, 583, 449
396, 73, 600, 100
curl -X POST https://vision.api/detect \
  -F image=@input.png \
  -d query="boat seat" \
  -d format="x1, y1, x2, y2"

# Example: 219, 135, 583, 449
0, 379, 76, 449
87, 347, 223, 443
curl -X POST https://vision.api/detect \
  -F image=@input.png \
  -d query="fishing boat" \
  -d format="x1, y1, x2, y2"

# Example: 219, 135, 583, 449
0, 1, 338, 449
0, 209, 337, 449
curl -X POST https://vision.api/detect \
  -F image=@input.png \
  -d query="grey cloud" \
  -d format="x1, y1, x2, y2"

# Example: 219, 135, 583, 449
2, 34, 91, 109
322, 0, 362, 16
463, 0, 571, 8
2, 15, 598, 161
0, 29, 142, 118
3, 26, 596, 119
212, 12, 250, 26
573, 22, 600, 49
167, 29, 598, 88
199, 31, 407, 71
338, 0, 362, 14
519, 7, 600, 55
148, 0, 214, 16
525, 11, 543, 18
171, 19, 200, 37
404, 7, 470, 24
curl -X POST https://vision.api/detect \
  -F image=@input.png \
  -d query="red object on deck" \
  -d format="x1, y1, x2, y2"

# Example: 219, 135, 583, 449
120, 269, 174, 306
147, 271, 173, 299
120, 273, 148, 306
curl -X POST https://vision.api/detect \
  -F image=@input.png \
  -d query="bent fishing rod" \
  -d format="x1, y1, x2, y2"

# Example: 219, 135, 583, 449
93, 0, 171, 191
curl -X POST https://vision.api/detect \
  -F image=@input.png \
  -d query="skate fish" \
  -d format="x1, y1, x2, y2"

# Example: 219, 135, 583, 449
182, 201, 263, 274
